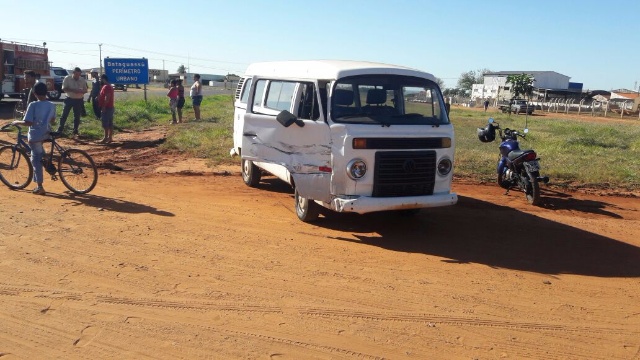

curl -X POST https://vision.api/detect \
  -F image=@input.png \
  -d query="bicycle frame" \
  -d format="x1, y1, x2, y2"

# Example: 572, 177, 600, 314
10, 125, 65, 161
4, 124, 69, 179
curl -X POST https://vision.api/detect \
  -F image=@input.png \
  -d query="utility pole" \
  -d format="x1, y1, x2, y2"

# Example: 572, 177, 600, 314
98, 43, 103, 73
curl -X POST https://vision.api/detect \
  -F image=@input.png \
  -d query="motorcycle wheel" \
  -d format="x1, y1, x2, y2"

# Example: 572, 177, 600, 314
497, 169, 510, 189
525, 173, 541, 206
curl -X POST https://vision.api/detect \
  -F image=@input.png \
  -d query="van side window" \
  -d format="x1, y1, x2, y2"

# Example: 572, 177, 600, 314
253, 79, 267, 107
297, 82, 320, 120
265, 81, 297, 111
318, 81, 329, 119
240, 78, 252, 104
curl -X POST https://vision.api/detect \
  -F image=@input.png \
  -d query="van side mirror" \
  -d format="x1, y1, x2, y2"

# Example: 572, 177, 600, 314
276, 110, 305, 128
276, 110, 297, 127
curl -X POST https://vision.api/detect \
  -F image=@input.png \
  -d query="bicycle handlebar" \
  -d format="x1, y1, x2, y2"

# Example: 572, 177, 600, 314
1, 123, 22, 132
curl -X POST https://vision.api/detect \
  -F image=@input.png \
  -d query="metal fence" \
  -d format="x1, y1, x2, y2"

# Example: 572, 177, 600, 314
530, 98, 640, 120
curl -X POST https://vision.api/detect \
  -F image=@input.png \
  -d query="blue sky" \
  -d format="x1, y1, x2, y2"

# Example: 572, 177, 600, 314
3, 0, 638, 90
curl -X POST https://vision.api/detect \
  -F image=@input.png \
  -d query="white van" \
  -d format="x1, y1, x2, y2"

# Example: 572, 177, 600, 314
231, 60, 457, 222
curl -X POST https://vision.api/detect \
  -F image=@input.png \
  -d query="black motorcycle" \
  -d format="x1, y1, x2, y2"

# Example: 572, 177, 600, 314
477, 118, 549, 205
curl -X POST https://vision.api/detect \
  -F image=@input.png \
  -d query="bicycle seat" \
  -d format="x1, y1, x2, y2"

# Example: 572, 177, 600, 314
49, 131, 62, 138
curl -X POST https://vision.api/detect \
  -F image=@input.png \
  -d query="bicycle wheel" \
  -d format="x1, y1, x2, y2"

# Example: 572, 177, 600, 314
13, 101, 26, 121
57, 149, 98, 194
0, 145, 33, 190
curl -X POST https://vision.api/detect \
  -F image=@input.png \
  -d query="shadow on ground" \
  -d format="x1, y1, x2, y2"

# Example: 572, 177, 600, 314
47, 192, 174, 217
307, 195, 639, 278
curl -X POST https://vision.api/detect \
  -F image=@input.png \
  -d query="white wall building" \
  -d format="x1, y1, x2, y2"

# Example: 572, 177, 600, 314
471, 71, 571, 100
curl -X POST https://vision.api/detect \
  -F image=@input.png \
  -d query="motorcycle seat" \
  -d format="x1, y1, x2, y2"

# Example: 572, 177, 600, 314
508, 149, 535, 162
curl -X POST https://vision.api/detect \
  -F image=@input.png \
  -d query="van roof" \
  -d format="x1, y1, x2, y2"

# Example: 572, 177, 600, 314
243, 60, 436, 81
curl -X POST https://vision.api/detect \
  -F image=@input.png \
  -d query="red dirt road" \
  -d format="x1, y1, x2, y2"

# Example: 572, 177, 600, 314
1, 129, 639, 359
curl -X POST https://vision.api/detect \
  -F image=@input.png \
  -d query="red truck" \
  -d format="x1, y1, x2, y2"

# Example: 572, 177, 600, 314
0, 41, 55, 101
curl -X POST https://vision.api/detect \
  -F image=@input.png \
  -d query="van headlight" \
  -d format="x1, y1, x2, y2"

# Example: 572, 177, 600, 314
437, 158, 452, 176
346, 159, 367, 180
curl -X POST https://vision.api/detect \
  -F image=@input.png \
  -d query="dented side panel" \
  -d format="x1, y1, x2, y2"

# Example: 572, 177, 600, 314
242, 113, 333, 202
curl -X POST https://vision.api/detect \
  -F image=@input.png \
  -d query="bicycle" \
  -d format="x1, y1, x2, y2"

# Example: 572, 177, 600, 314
0, 123, 98, 194
14, 100, 26, 121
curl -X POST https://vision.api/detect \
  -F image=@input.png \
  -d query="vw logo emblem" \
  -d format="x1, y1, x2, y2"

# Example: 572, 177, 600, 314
403, 159, 416, 173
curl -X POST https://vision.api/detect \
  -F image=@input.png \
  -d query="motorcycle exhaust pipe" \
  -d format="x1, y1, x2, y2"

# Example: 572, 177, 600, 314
537, 176, 550, 184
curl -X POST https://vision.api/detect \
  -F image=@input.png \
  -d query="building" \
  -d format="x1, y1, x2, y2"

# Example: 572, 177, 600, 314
610, 89, 640, 111
471, 71, 580, 101
169, 72, 225, 86
149, 69, 169, 82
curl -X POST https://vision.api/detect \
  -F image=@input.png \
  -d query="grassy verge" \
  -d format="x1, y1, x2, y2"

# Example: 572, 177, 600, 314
57, 97, 175, 139
161, 95, 236, 165
452, 107, 640, 191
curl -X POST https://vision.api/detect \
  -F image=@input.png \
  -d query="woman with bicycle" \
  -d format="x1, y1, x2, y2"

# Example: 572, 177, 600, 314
11, 82, 56, 195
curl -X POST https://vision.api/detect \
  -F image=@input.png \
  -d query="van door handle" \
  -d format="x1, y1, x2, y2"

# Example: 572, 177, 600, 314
243, 132, 257, 137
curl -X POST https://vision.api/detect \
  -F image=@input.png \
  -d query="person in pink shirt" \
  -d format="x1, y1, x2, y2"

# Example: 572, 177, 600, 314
98, 74, 115, 143
167, 79, 179, 124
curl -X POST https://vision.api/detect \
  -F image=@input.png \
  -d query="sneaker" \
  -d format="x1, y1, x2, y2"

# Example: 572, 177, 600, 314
32, 186, 46, 195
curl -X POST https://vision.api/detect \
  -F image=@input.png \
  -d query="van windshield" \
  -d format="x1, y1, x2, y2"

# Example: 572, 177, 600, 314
331, 75, 449, 125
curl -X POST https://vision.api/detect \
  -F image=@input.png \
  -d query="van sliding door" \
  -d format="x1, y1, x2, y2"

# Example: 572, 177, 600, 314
242, 80, 331, 202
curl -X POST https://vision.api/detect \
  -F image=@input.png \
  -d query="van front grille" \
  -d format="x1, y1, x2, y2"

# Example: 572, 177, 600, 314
357, 138, 450, 149
373, 151, 436, 197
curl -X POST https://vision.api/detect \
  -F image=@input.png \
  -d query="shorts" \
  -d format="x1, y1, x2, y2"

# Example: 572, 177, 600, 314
101, 107, 115, 128
191, 95, 203, 107
177, 97, 185, 109
169, 98, 177, 112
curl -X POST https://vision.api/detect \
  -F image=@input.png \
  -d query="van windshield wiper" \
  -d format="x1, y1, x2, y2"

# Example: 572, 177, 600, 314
392, 113, 424, 118
338, 112, 370, 119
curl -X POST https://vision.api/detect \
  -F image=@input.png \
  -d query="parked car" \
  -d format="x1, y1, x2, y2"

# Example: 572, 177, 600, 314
510, 99, 534, 115
112, 83, 127, 91
47, 67, 70, 100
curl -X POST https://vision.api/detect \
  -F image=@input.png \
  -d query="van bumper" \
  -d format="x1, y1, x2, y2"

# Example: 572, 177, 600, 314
330, 193, 458, 214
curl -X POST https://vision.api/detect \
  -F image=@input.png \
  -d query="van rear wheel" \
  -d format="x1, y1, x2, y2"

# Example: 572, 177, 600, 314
241, 159, 261, 187
295, 188, 320, 222
47, 90, 61, 101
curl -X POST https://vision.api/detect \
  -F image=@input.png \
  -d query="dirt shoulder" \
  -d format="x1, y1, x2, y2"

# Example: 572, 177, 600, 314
1, 126, 639, 359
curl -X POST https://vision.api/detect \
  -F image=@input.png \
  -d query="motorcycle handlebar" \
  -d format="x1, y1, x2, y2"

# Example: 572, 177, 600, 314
501, 128, 526, 140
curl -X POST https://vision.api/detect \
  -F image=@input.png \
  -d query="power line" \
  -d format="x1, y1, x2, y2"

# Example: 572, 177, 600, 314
2, 37, 249, 70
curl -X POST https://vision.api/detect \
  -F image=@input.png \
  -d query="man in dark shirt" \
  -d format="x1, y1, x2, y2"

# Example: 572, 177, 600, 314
88, 69, 102, 119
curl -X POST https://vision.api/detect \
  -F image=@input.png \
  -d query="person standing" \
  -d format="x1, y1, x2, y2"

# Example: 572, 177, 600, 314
190, 74, 203, 121
484, 99, 490, 112
167, 79, 179, 124
57, 67, 88, 137
22, 70, 38, 106
88, 69, 102, 120
176, 78, 185, 123
98, 74, 115, 143
11, 82, 56, 195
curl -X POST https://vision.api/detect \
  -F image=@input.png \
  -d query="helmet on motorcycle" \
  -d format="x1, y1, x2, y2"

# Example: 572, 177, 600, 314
477, 124, 496, 143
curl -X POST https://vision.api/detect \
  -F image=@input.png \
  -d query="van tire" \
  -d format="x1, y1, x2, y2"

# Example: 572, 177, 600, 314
47, 90, 61, 101
295, 188, 320, 222
242, 159, 261, 187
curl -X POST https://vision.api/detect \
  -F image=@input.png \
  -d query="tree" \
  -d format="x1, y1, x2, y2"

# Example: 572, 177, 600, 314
456, 68, 491, 92
434, 76, 445, 89
506, 73, 534, 100
506, 73, 535, 123
177, 65, 186, 74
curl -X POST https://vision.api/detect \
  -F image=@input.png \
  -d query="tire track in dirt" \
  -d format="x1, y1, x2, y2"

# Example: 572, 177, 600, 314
1, 284, 632, 337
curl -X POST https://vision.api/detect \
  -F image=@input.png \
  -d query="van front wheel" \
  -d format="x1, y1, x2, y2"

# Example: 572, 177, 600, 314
295, 188, 320, 222
242, 159, 261, 187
